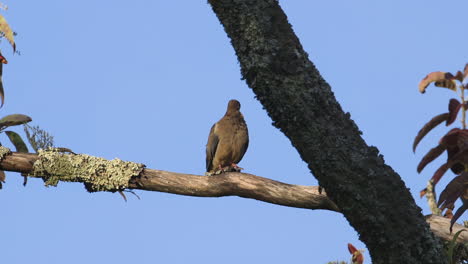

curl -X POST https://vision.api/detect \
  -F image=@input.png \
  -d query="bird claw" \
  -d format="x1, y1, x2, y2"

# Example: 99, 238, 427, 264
230, 163, 243, 172
205, 164, 244, 176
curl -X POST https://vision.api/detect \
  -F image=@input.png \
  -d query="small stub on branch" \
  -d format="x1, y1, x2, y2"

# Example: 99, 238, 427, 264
31, 148, 146, 192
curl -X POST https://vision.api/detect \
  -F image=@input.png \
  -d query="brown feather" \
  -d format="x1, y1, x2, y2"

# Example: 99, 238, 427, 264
205, 100, 249, 174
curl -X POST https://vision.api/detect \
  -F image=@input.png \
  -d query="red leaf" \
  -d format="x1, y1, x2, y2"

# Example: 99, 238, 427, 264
431, 162, 450, 186
347, 243, 363, 264
454, 71, 464, 82
450, 201, 468, 233
438, 172, 468, 210
413, 113, 450, 152
417, 144, 446, 173
447, 99, 462, 126
439, 128, 462, 146
419, 71, 457, 93
0, 51, 7, 64
442, 130, 468, 173
348, 243, 357, 254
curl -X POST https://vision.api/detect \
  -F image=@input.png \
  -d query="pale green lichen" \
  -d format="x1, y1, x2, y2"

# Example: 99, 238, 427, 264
0, 146, 11, 160
31, 148, 145, 192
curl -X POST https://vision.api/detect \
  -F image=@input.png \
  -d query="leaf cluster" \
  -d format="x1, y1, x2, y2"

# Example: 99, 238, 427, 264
0, 5, 55, 188
415, 63, 468, 231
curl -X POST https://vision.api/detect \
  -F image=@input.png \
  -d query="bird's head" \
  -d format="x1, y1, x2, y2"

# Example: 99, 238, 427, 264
227, 99, 241, 113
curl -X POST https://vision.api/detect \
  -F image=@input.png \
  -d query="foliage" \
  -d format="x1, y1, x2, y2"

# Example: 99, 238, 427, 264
0, 3, 16, 108
0, 113, 31, 188
414, 63, 468, 231
0, 3, 54, 189
326, 244, 363, 264
446, 230, 467, 264
0, 113, 31, 152
23, 124, 54, 152
347, 243, 364, 264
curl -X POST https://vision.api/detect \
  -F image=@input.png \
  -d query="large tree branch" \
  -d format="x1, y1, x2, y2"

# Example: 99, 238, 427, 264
4, 151, 465, 244
129, 169, 339, 211
2, 152, 338, 211
207, 0, 446, 263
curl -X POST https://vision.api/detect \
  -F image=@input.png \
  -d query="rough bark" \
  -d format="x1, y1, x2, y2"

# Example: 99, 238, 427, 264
207, 0, 447, 263
4, 152, 464, 244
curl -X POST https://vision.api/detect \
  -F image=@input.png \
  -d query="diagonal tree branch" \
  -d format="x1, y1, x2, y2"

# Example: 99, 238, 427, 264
207, 0, 446, 263
3, 151, 466, 244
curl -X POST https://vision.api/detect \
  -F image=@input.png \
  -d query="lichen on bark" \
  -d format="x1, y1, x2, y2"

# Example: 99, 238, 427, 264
31, 148, 145, 192
0, 146, 11, 160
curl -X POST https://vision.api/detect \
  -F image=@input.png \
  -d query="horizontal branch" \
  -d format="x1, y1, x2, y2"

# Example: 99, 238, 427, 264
1, 152, 339, 211
2, 152, 465, 242
129, 169, 339, 211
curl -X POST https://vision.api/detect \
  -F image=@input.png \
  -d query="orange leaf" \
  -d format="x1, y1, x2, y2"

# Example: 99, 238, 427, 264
444, 208, 454, 219
417, 144, 446, 173
0, 14, 15, 52
413, 113, 449, 152
348, 243, 364, 264
420, 188, 427, 198
0, 50, 7, 64
419, 71, 457, 93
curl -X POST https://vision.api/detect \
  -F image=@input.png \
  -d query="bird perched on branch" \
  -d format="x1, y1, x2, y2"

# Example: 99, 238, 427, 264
205, 99, 249, 176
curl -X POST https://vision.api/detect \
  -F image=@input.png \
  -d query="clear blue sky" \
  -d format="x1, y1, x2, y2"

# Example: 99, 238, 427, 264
1, 1, 467, 263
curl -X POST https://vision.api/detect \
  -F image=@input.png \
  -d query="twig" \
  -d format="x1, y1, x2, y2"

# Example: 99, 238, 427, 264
426, 179, 441, 215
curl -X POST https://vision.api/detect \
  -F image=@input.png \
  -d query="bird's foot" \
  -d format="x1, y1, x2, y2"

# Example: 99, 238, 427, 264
206, 169, 224, 176
206, 164, 244, 176
206, 165, 227, 176
230, 163, 243, 172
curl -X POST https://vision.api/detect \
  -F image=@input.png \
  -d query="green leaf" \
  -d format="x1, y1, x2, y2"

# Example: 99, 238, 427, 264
447, 229, 466, 264
0, 114, 32, 129
5, 130, 28, 153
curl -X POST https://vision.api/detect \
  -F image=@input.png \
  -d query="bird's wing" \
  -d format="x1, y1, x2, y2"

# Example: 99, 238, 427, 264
238, 134, 249, 162
206, 123, 219, 172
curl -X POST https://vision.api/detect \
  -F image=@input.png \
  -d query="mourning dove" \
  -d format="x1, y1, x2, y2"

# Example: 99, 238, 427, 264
205, 99, 249, 175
